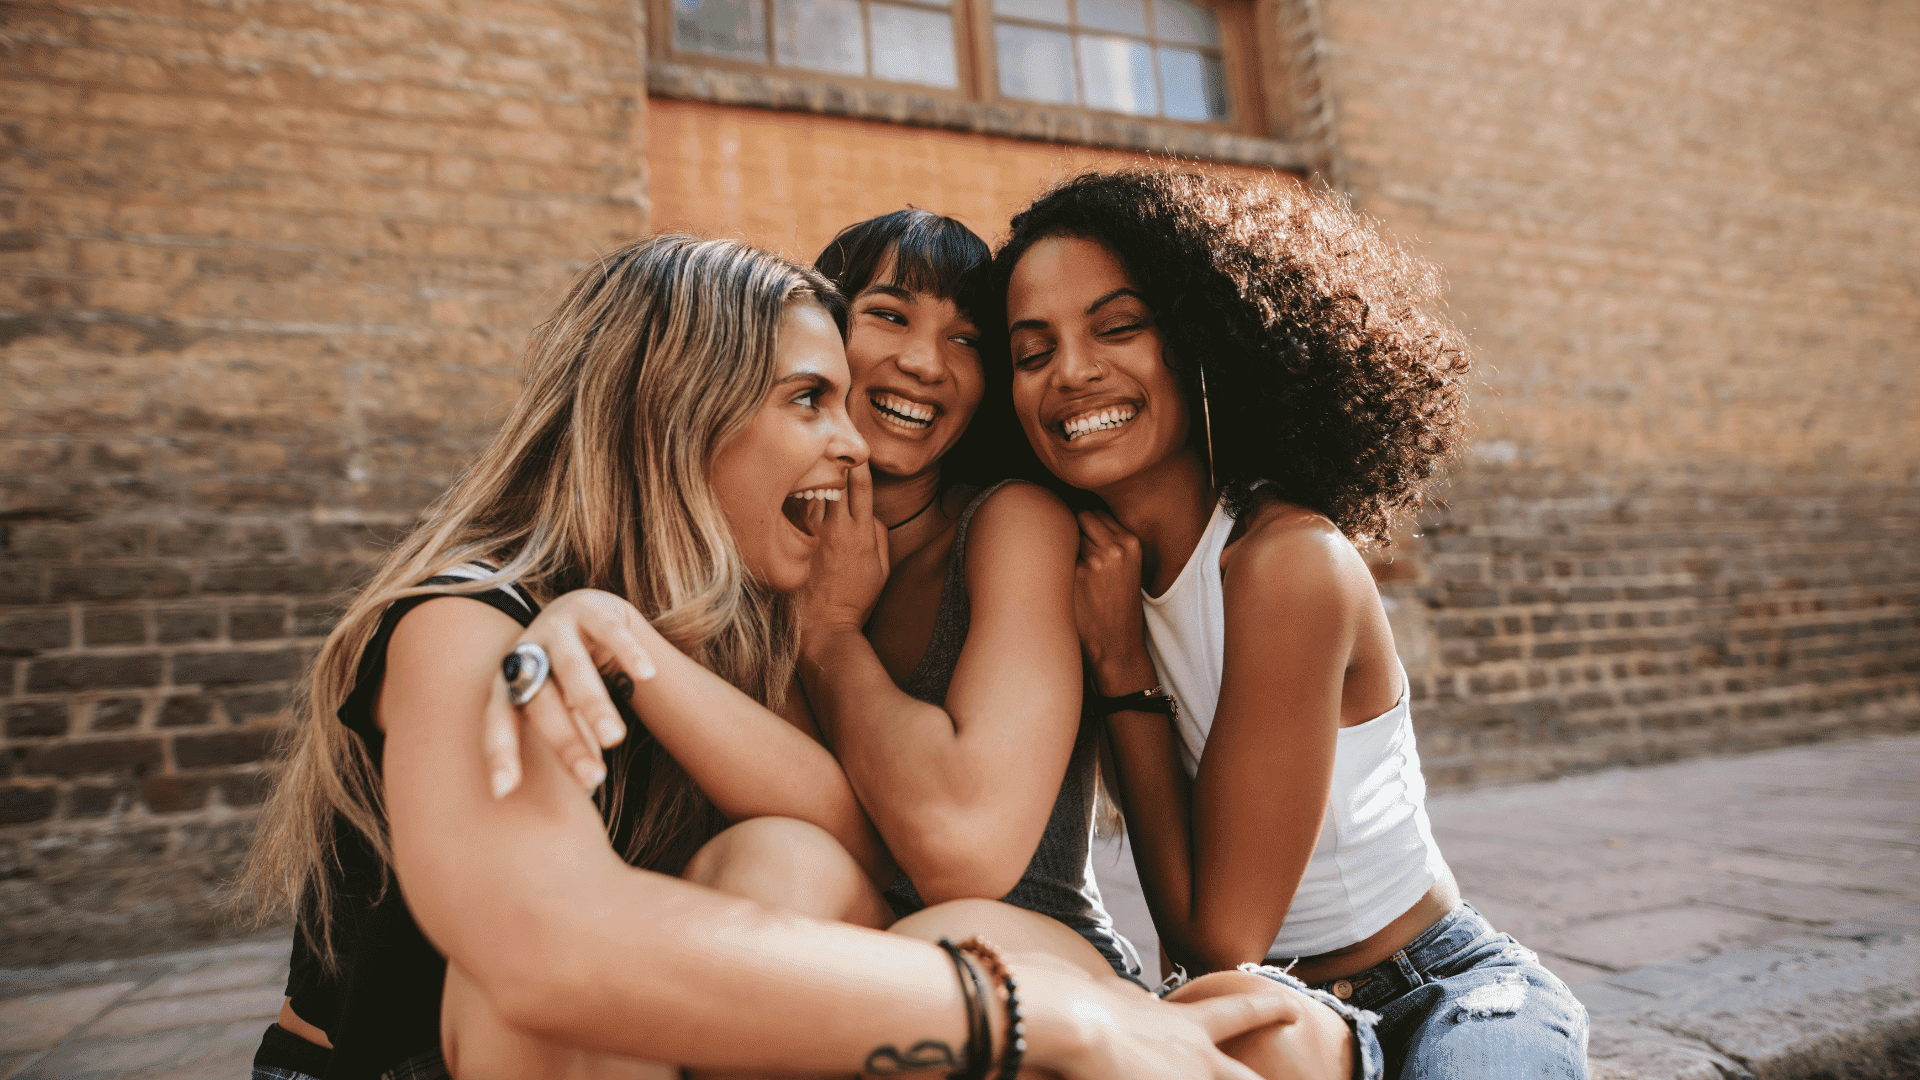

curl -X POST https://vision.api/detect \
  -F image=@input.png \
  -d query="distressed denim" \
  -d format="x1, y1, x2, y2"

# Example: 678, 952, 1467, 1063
1301, 902, 1588, 1080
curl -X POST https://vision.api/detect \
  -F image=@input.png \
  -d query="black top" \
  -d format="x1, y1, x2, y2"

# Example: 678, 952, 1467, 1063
881, 483, 1142, 983
265, 576, 539, 1079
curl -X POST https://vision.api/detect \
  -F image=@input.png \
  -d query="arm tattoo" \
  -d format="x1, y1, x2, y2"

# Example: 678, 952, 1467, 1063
862, 1040, 957, 1074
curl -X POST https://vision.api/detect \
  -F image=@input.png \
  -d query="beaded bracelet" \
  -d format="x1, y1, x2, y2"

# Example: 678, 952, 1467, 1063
936, 937, 992, 1080
956, 936, 1026, 1080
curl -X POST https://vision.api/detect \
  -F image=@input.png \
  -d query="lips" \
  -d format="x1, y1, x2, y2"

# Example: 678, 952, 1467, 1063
870, 390, 937, 433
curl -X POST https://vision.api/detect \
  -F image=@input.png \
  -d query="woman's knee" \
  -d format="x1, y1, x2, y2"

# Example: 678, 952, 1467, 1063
682, 817, 889, 926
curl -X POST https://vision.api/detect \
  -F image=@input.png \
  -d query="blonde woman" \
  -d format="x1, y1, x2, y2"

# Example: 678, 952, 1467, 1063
241, 235, 1294, 1080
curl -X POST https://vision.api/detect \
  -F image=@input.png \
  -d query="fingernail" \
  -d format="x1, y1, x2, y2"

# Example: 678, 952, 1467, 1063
635, 661, 656, 681
577, 762, 607, 788
596, 718, 624, 745
490, 769, 515, 799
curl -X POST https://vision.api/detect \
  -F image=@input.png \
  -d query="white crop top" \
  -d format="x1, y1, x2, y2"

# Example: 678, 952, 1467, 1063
1140, 499, 1445, 958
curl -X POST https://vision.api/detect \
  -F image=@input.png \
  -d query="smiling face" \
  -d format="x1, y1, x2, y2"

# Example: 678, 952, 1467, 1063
708, 298, 869, 593
844, 255, 985, 482
1006, 235, 1191, 494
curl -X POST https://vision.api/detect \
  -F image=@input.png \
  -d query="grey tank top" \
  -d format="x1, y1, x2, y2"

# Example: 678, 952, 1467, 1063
883, 481, 1144, 984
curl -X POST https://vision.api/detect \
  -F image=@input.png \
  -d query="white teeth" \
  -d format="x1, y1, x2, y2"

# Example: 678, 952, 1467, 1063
789, 488, 844, 502
1062, 405, 1138, 442
873, 392, 935, 427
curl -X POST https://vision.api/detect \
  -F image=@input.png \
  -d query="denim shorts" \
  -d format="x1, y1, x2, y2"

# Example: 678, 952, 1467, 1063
1285, 901, 1590, 1080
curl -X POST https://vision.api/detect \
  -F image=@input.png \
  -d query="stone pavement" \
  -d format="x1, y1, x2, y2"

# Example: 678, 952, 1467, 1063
1095, 732, 1920, 1079
2, 733, 1916, 1079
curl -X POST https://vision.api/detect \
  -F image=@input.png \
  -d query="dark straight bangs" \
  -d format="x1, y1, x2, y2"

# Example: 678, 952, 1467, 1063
814, 208, 991, 315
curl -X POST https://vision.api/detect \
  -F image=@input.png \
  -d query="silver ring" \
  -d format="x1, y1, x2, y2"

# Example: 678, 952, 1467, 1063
502, 641, 551, 706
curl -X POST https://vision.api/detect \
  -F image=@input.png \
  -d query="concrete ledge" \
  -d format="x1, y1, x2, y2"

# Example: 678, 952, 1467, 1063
1582, 926, 1920, 1079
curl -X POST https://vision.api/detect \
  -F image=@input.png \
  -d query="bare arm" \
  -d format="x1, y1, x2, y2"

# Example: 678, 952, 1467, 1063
1079, 512, 1360, 973
381, 595, 1293, 1076
485, 589, 890, 882
799, 479, 1084, 903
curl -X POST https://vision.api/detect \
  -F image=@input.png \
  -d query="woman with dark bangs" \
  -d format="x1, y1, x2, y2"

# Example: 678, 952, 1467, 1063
499, 210, 1365, 1078
988, 170, 1590, 1079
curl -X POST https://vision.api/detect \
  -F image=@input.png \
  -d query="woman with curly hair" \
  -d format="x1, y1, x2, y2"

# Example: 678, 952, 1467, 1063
989, 169, 1590, 1079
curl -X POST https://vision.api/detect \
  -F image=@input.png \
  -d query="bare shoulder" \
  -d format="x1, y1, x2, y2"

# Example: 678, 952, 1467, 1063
968, 481, 1077, 551
380, 594, 525, 727
1221, 498, 1374, 606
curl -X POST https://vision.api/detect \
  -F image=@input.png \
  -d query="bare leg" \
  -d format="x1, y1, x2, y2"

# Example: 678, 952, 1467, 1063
1166, 970, 1353, 1080
444, 818, 887, 1079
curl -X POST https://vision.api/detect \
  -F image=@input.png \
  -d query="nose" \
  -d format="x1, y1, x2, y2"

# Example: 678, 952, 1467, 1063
1052, 337, 1104, 389
893, 330, 944, 383
829, 404, 870, 468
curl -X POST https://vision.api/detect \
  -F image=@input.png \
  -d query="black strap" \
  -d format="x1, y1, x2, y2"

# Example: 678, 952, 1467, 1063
1088, 687, 1175, 718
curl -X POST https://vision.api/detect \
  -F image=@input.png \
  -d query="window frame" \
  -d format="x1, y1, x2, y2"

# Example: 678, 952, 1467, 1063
647, 0, 1270, 138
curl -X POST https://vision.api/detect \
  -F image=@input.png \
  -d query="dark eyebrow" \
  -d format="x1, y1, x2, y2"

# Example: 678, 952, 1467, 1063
856, 283, 916, 303
1009, 287, 1145, 334
1086, 288, 1146, 315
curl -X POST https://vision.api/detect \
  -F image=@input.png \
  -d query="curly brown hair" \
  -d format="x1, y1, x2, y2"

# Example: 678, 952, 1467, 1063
987, 168, 1471, 545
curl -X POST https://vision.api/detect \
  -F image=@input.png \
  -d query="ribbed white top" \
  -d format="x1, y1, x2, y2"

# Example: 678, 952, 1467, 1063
1140, 500, 1444, 958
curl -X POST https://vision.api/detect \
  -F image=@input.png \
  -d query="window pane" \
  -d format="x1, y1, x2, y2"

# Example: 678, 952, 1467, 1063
775, 0, 866, 75
994, 0, 1069, 25
674, 0, 768, 60
871, 4, 958, 86
1156, 46, 1226, 121
996, 23, 1077, 103
1078, 33, 1154, 115
1152, 0, 1219, 46
1077, 0, 1146, 36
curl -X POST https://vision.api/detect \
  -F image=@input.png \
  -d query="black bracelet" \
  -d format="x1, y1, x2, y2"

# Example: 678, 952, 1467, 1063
937, 938, 992, 1080
1089, 684, 1177, 719
956, 937, 1025, 1080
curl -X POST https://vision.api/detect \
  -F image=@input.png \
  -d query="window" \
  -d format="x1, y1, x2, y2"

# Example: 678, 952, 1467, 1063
991, 0, 1228, 122
662, 0, 1256, 131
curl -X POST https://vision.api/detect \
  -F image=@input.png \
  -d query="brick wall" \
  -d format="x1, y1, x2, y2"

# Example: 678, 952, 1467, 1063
1329, 0, 1920, 784
3, 0, 1916, 967
0, 0, 646, 963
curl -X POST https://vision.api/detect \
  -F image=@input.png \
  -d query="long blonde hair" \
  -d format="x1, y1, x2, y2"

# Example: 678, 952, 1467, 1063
238, 236, 844, 966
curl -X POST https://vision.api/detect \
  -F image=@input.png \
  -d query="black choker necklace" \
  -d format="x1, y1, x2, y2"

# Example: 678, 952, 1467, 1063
886, 491, 941, 531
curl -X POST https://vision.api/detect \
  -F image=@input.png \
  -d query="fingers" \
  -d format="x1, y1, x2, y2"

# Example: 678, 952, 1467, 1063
521, 679, 605, 792
848, 462, 873, 525
1076, 509, 1118, 548
545, 627, 627, 751
1177, 990, 1300, 1044
481, 676, 523, 799
871, 516, 891, 579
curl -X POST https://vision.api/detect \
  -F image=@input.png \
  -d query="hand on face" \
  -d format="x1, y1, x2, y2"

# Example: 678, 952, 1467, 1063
844, 272, 985, 484
1006, 236, 1193, 496
796, 462, 892, 634
1073, 509, 1148, 673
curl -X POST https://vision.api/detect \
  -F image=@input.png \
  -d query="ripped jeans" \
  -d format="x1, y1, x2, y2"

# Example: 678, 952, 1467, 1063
1298, 902, 1588, 1080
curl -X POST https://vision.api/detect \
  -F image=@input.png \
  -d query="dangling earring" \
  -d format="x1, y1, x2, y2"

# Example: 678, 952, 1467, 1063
1197, 362, 1217, 494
